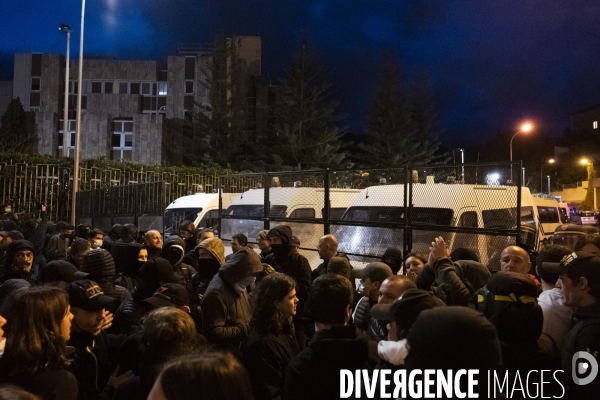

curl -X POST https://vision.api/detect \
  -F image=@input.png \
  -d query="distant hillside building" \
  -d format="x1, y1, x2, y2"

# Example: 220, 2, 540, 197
571, 104, 600, 132
6, 36, 266, 166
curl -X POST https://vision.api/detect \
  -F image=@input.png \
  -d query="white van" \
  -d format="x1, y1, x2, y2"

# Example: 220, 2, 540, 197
164, 192, 240, 237
331, 184, 561, 268
220, 187, 360, 264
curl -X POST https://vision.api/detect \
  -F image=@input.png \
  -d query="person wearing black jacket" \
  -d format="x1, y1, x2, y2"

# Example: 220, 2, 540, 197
264, 225, 312, 349
23, 205, 48, 274
244, 273, 300, 400
67, 280, 134, 400
285, 274, 369, 400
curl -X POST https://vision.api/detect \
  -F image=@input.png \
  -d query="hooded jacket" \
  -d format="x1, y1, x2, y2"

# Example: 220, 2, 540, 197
0, 240, 36, 284
163, 236, 196, 290
263, 226, 312, 324
191, 238, 226, 297
202, 247, 263, 346
284, 326, 369, 400
80, 248, 130, 304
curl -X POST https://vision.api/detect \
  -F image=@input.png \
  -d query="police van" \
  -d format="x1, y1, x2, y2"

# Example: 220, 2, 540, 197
331, 183, 561, 269
220, 187, 360, 264
164, 192, 240, 237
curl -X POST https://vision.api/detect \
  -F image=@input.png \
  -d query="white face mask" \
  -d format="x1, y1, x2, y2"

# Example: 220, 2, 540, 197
93, 239, 103, 248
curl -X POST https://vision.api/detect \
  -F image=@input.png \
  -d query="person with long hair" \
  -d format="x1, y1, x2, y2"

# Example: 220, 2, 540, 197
148, 352, 254, 400
243, 272, 300, 400
0, 286, 78, 400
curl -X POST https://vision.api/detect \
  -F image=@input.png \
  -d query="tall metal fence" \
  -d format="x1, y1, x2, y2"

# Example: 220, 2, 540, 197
0, 159, 258, 223
219, 162, 523, 270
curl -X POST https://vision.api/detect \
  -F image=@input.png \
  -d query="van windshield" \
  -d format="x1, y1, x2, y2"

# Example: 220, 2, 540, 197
164, 208, 202, 236
225, 205, 287, 218
341, 206, 454, 225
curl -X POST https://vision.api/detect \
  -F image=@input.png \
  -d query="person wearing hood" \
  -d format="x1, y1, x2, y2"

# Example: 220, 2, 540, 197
111, 224, 140, 274
264, 225, 312, 348
114, 243, 145, 292
419, 236, 490, 306
162, 235, 196, 293
0, 240, 37, 284
202, 247, 263, 347
191, 237, 225, 299
80, 248, 130, 304
404, 307, 503, 399
284, 274, 369, 400
110, 257, 179, 335
102, 224, 122, 253
381, 247, 404, 275
23, 204, 49, 274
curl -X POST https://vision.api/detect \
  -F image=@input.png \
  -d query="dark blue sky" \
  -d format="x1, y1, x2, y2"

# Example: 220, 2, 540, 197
1, 0, 599, 147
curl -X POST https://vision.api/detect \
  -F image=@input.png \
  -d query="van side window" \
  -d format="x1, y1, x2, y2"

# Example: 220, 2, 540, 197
537, 206, 559, 223
199, 209, 219, 228
289, 208, 315, 219
458, 211, 478, 228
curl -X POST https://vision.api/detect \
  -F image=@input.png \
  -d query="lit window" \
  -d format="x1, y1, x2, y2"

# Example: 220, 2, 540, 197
112, 119, 133, 161
594, 121, 598, 129
158, 81, 168, 96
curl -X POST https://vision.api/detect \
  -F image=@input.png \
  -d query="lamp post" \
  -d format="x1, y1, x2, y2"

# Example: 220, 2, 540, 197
459, 148, 465, 184
59, 24, 71, 157
547, 175, 551, 195
71, 0, 86, 225
509, 122, 533, 183
522, 167, 525, 186
540, 158, 555, 193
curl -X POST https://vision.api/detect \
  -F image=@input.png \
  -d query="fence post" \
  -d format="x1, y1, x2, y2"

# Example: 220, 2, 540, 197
264, 172, 270, 231
323, 168, 330, 235
403, 165, 412, 259
516, 160, 523, 246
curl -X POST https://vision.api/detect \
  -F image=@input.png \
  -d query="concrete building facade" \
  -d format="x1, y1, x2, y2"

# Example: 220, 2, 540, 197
8, 35, 264, 166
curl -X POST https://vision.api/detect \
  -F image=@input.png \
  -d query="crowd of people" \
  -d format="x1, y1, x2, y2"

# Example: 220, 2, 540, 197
0, 203, 599, 400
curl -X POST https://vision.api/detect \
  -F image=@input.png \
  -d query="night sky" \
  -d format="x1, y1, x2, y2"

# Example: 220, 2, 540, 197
1, 0, 600, 148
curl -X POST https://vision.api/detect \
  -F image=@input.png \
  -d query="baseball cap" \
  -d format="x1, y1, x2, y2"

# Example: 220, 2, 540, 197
37, 260, 89, 284
541, 251, 600, 277
353, 262, 393, 283
143, 283, 190, 309
67, 280, 119, 312
371, 289, 445, 329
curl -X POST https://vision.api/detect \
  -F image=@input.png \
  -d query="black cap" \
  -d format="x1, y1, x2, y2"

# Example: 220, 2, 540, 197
143, 283, 190, 309
371, 289, 445, 329
541, 251, 600, 278
37, 260, 89, 284
67, 280, 118, 312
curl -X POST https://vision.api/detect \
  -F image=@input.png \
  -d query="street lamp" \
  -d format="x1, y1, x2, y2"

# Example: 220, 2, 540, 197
459, 148, 465, 184
71, 0, 86, 225
547, 175, 551, 195
522, 167, 525, 186
59, 24, 71, 157
509, 122, 533, 183
540, 158, 555, 193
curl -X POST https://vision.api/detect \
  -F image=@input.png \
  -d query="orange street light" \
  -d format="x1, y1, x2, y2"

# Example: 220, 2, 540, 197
509, 122, 534, 183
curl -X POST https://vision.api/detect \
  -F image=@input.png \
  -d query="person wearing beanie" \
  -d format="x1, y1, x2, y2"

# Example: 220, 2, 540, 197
101, 224, 122, 253
264, 225, 312, 349
202, 247, 263, 347
80, 248, 130, 304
